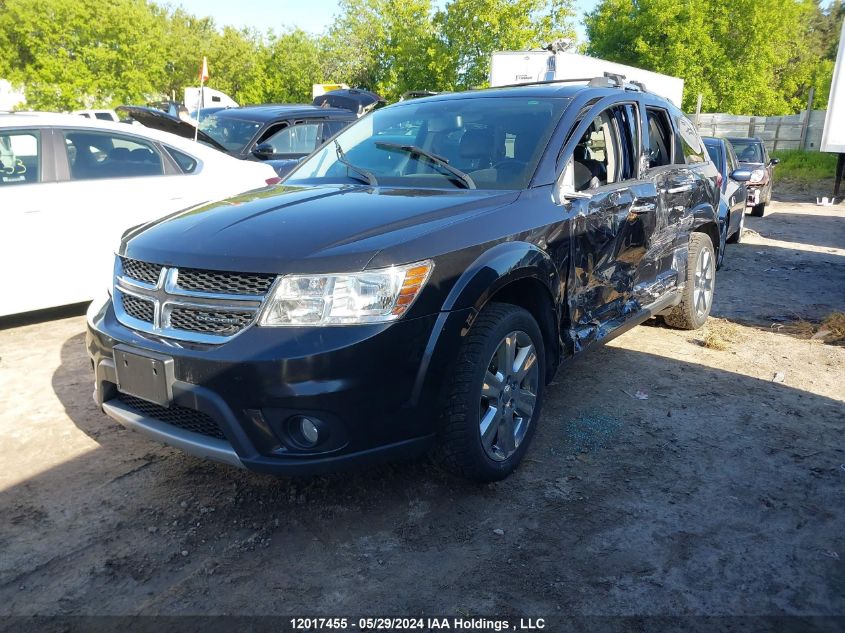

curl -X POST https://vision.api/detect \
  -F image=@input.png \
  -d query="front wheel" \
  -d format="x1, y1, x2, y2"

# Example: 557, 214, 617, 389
751, 202, 766, 217
438, 302, 545, 482
664, 233, 715, 330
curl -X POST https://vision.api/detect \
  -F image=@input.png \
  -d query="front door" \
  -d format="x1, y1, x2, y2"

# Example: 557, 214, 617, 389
560, 101, 663, 351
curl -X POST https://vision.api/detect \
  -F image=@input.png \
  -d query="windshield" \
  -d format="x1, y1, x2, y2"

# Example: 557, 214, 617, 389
287, 96, 569, 190
198, 114, 262, 153
729, 139, 764, 163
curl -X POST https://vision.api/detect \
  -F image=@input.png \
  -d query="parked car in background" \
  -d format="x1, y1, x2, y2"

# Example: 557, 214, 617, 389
703, 136, 752, 265
73, 109, 121, 123
726, 137, 779, 217
312, 88, 386, 116
119, 104, 357, 178
87, 79, 719, 482
0, 113, 279, 317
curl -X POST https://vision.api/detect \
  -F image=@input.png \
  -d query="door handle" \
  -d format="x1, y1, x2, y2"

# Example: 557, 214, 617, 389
666, 184, 693, 194
630, 203, 655, 214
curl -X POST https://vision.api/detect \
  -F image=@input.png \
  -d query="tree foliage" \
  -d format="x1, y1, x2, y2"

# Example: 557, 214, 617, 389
585, 0, 839, 115
0, 0, 575, 109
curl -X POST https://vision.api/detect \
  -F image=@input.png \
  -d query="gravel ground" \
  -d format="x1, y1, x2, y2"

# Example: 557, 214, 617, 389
0, 198, 843, 629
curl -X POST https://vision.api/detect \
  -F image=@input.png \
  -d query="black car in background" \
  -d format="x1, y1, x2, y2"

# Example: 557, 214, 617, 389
88, 79, 720, 482
119, 105, 357, 177
703, 136, 752, 264
726, 137, 779, 217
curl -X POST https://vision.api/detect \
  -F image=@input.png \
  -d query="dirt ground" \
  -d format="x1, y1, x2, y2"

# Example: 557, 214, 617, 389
0, 196, 843, 628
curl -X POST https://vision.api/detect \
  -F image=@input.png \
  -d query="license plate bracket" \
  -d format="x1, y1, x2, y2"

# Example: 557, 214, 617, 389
113, 345, 175, 407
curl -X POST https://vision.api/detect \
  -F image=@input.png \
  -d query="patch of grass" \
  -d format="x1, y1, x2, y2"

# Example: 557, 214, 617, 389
818, 312, 845, 346
781, 312, 845, 346
700, 318, 743, 351
771, 150, 838, 183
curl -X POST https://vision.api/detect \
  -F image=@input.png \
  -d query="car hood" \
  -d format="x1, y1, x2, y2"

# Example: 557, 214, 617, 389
116, 106, 228, 153
122, 184, 518, 274
738, 161, 765, 170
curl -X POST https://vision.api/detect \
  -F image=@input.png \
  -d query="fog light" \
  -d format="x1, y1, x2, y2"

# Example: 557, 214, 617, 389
299, 417, 320, 446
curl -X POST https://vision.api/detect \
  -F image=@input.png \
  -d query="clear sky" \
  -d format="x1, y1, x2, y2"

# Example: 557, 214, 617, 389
161, 0, 600, 43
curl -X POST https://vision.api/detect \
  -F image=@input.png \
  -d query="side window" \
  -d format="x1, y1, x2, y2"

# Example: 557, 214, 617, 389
571, 105, 637, 191
726, 143, 739, 171
0, 130, 40, 186
645, 108, 673, 168
63, 130, 163, 180
263, 122, 322, 156
572, 111, 617, 191
677, 116, 706, 164
165, 146, 198, 174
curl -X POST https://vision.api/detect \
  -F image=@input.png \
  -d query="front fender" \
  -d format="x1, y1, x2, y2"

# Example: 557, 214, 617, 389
407, 241, 562, 407
441, 241, 561, 313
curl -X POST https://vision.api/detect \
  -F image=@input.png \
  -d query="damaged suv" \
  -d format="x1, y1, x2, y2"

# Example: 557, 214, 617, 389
87, 78, 719, 482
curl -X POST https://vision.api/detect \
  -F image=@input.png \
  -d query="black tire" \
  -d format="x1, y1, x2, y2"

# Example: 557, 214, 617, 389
751, 202, 765, 217
727, 210, 744, 244
438, 302, 545, 482
664, 233, 715, 330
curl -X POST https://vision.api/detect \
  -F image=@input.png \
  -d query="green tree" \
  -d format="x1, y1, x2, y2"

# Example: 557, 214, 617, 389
262, 29, 323, 103
0, 0, 170, 110
585, 0, 827, 115
321, 0, 439, 100
435, 0, 576, 90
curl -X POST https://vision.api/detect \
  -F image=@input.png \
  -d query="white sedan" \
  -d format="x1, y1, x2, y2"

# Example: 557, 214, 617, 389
0, 112, 280, 317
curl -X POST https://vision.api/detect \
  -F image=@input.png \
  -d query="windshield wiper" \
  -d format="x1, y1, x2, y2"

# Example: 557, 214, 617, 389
374, 142, 476, 190
334, 140, 378, 186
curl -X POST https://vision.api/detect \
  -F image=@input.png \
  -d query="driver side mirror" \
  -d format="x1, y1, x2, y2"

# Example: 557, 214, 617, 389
253, 143, 275, 160
555, 159, 593, 204
769, 158, 780, 166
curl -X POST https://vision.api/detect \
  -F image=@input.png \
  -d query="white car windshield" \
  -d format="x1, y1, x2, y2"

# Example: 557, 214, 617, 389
286, 96, 569, 190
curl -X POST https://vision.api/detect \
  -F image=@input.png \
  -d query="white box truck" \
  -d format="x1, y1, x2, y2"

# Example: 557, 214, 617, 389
822, 19, 845, 195
489, 50, 685, 108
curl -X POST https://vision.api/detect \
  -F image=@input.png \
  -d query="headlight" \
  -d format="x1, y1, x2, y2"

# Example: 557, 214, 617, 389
259, 260, 434, 326
749, 168, 766, 183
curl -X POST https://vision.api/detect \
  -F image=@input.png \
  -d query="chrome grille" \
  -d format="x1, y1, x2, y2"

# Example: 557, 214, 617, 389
176, 268, 275, 296
116, 393, 226, 440
169, 308, 254, 337
121, 294, 154, 323
120, 257, 162, 285
113, 256, 275, 343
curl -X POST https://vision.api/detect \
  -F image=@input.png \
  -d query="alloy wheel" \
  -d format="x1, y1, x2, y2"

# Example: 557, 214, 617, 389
693, 246, 714, 319
479, 330, 539, 462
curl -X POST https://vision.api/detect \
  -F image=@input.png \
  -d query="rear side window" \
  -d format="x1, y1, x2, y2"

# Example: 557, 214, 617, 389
63, 130, 164, 180
646, 108, 673, 168
263, 122, 322, 156
94, 112, 113, 121
705, 143, 721, 166
165, 146, 198, 174
677, 117, 706, 164
0, 130, 40, 186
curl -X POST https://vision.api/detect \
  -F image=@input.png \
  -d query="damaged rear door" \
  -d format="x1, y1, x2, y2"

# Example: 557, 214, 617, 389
556, 99, 664, 352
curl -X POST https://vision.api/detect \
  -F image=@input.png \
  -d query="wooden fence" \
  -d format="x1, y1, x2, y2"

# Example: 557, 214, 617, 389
694, 110, 827, 152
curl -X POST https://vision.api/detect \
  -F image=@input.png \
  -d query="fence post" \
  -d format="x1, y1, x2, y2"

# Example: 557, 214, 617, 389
748, 117, 755, 137
800, 87, 815, 151
694, 94, 702, 126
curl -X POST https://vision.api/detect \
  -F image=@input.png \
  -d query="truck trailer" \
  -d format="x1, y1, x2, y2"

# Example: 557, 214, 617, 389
489, 50, 684, 108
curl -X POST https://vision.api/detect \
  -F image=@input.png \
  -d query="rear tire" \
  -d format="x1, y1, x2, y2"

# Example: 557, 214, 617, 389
664, 233, 715, 330
438, 302, 545, 482
727, 211, 744, 244
751, 202, 765, 217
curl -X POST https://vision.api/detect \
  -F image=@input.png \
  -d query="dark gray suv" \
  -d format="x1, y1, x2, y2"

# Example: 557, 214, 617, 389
87, 77, 720, 482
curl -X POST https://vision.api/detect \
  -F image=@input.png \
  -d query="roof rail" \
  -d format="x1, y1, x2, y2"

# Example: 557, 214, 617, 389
490, 72, 649, 96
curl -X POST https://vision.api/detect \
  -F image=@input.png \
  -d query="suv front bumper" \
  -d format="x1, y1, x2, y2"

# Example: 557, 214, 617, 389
86, 296, 472, 475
